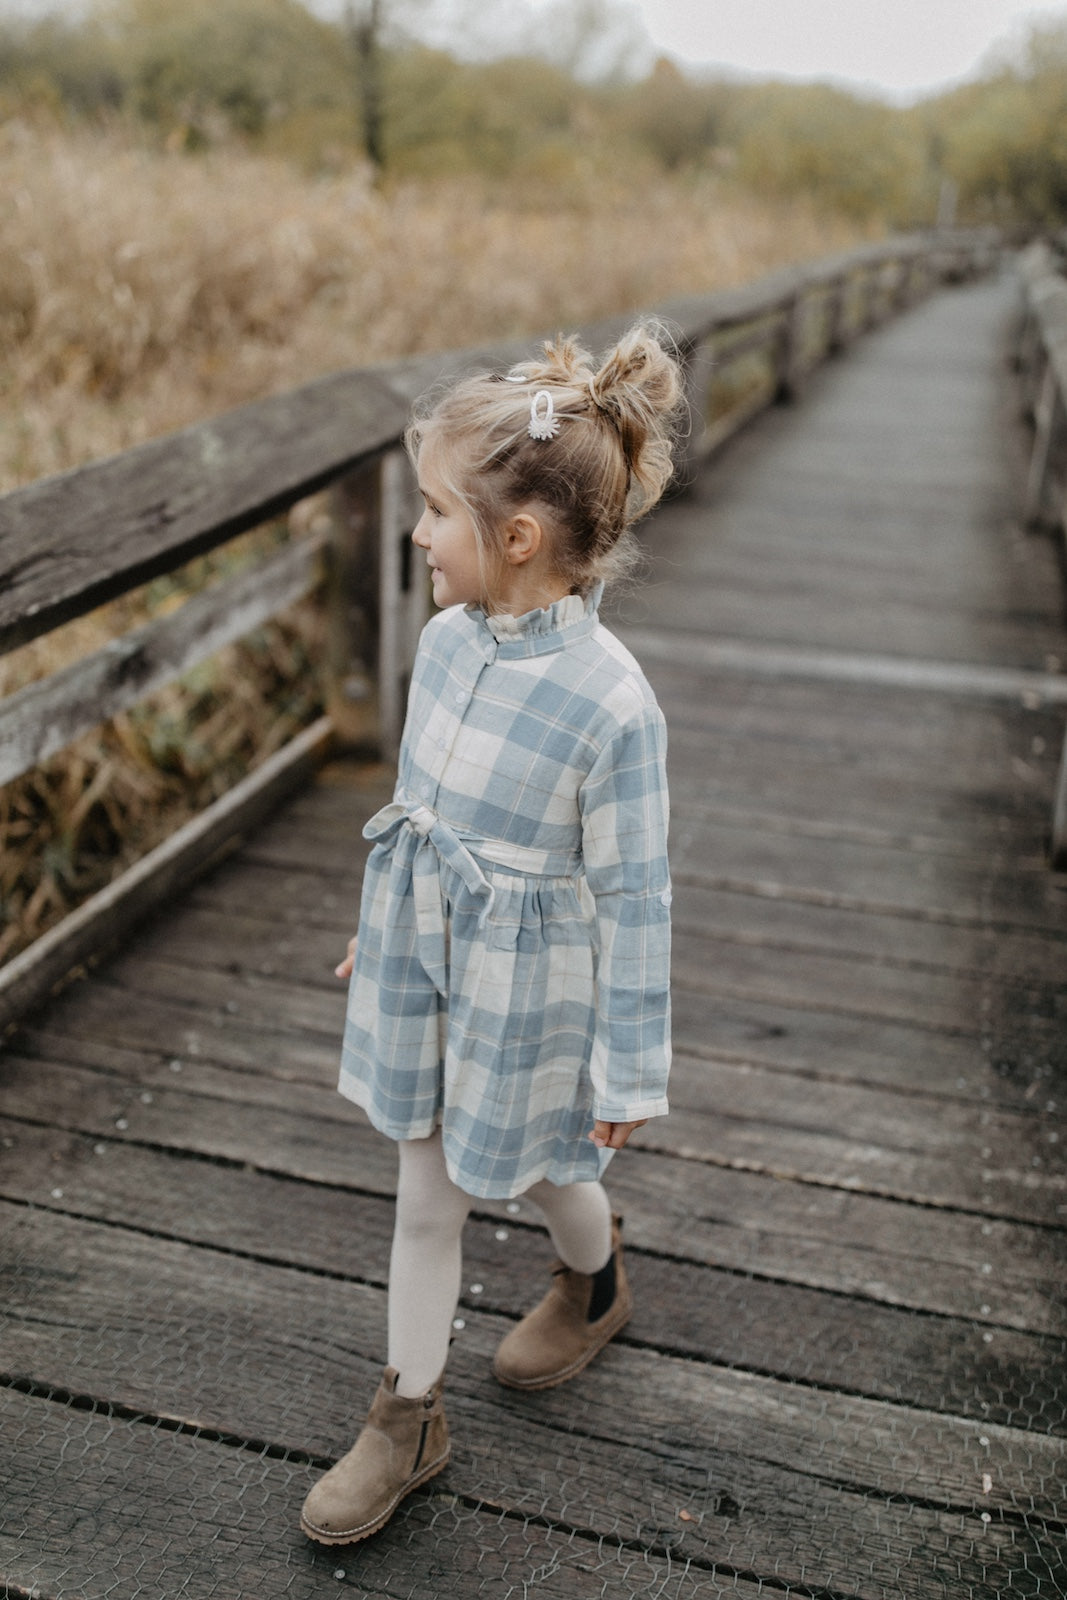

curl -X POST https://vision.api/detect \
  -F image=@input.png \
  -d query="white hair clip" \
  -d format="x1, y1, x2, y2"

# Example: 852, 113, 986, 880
528, 390, 560, 440
503, 368, 528, 383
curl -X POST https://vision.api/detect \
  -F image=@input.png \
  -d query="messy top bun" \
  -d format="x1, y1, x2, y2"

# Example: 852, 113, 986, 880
406, 323, 684, 603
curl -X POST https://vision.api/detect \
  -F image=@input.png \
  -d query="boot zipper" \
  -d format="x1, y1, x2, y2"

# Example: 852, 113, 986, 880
412, 1417, 430, 1474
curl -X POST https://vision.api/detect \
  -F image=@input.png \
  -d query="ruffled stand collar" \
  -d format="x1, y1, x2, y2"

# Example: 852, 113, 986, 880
474, 583, 604, 654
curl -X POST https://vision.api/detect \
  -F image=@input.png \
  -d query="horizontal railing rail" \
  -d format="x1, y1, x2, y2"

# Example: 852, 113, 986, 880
1016, 240, 1067, 867
0, 227, 1000, 1027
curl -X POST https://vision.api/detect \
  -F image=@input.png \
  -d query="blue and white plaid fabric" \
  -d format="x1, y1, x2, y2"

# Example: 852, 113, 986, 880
339, 585, 672, 1199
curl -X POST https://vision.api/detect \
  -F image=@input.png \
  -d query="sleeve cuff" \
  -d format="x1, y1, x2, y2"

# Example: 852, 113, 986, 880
592, 1094, 670, 1124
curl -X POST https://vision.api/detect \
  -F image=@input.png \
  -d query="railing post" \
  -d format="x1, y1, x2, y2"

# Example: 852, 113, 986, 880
326, 455, 384, 751
825, 272, 849, 355
775, 288, 808, 402
854, 262, 876, 333
326, 447, 423, 758
1015, 305, 1042, 390
678, 333, 717, 476
895, 250, 923, 310
1052, 727, 1067, 872
377, 448, 425, 762
1024, 361, 1067, 529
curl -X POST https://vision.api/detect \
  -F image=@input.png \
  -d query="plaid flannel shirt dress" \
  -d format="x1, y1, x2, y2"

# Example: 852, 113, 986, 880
338, 585, 672, 1199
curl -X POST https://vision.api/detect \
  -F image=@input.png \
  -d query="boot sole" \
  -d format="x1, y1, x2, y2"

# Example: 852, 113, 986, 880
299, 1447, 450, 1545
493, 1303, 632, 1392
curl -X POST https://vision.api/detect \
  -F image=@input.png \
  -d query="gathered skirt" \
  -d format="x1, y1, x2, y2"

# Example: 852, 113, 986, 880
338, 803, 613, 1199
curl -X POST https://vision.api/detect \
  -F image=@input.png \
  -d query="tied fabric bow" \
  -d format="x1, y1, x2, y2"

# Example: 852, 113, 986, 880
363, 798, 496, 994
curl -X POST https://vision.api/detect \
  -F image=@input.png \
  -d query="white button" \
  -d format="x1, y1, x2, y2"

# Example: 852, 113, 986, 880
437, 737, 447, 750
454, 690, 466, 705
660, 889, 672, 907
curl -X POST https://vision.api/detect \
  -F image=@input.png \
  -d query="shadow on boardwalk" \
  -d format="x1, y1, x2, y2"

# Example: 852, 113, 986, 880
2, 274, 1066, 1599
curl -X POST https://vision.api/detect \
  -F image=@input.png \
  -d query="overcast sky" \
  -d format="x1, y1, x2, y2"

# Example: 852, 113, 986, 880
5, 0, 1067, 100
625, 0, 1066, 98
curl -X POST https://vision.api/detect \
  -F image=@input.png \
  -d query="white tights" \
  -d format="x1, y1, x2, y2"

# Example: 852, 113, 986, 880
387, 1131, 613, 1397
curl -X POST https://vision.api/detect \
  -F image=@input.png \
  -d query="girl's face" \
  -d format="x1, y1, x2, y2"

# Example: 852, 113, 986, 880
411, 444, 488, 610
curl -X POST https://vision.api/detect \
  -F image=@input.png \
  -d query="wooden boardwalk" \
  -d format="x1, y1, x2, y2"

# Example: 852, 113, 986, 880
3, 273, 1066, 1599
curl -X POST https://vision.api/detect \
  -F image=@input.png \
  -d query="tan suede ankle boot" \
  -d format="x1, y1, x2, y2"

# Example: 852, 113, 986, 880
300, 1366, 449, 1545
493, 1216, 632, 1390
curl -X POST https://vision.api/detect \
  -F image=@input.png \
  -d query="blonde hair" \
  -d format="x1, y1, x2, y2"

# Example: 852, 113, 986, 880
406, 323, 684, 607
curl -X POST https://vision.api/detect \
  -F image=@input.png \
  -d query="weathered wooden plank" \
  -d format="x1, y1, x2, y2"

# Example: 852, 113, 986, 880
16, 978, 346, 1079
79, 954, 349, 1045
159, 874, 1066, 1114
317, 663, 1067, 800
79, 930, 1066, 1130
0, 372, 408, 655
2, 1124, 1061, 1431
0, 717, 335, 1033
647, 1053, 1067, 1227
0, 535, 324, 787
15, 930, 1066, 1229
105, 893, 1067, 1048
661, 714, 1065, 827
679, 928, 1042, 1037
227, 792, 1066, 933
18, 778, 1064, 1104
0, 1389, 722, 1600
673, 878, 1067, 984
670, 814, 1064, 931
259, 770, 1059, 884
666, 747, 1056, 856
3, 1051, 1062, 1330
3, 1207, 1063, 1599
271, 791, 1058, 901
182, 852, 1067, 985
635, 575, 1065, 671
283, 755, 1056, 854
243, 730, 1064, 898
672, 981, 1062, 1121
624, 626, 1067, 707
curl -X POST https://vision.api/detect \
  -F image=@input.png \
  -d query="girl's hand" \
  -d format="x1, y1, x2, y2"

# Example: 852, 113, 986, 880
589, 1119, 647, 1151
335, 935, 358, 980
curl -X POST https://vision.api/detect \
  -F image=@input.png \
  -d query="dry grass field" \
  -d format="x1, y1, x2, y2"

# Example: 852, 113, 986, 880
1, 122, 872, 493
0, 121, 872, 964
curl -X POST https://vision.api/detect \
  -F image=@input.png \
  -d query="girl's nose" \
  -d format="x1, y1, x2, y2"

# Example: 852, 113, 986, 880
411, 513, 430, 549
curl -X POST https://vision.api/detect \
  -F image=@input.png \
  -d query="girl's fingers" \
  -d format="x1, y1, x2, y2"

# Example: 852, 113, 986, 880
590, 1118, 648, 1150
335, 936, 358, 980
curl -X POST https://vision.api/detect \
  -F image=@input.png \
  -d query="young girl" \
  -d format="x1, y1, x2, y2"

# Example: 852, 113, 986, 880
301, 325, 681, 1547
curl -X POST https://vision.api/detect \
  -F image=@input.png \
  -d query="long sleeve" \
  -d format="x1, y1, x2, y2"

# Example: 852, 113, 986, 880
579, 702, 672, 1123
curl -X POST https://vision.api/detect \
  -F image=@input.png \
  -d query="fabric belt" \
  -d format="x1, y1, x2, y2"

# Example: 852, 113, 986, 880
363, 794, 580, 994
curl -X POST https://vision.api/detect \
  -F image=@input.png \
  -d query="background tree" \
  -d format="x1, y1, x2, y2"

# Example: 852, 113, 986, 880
933, 19, 1067, 228
2, 0, 1067, 228
345, 0, 383, 171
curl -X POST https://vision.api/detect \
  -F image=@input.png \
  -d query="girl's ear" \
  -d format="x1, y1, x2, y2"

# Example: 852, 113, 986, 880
503, 510, 545, 567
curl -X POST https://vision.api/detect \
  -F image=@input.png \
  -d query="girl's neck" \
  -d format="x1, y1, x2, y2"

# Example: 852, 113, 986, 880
486, 570, 573, 618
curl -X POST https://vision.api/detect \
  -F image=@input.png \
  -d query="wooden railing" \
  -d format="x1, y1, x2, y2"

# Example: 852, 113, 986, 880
0, 228, 1000, 1027
1016, 241, 1067, 868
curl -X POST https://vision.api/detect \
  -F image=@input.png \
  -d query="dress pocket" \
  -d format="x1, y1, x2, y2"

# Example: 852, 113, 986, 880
485, 879, 523, 951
